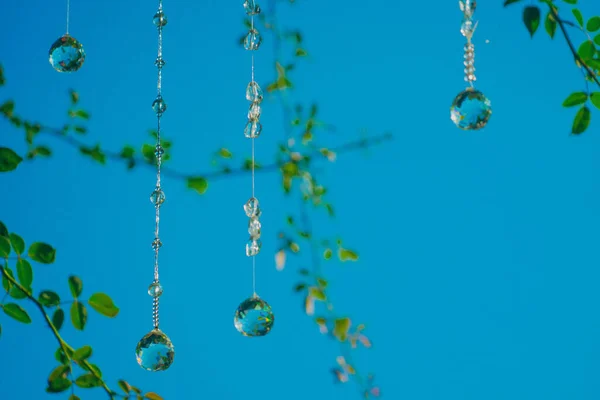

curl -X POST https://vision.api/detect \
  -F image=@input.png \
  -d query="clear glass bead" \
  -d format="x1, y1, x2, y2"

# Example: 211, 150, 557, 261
234, 295, 274, 337
246, 239, 262, 256
148, 282, 163, 297
152, 96, 167, 116
155, 145, 165, 158
244, 197, 261, 218
155, 57, 165, 68
450, 88, 492, 130
459, 0, 476, 15
244, 121, 262, 138
246, 81, 264, 103
248, 102, 261, 121
243, 0, 261, 15
152, 238, 163, 250
153, 11, 168, 27
135, 329, 175, 371
48, 35, 86, 73
244, 29, 262, 51
150, 188, 165, 206
460, 20, 475, 37
248, 217, 261, 238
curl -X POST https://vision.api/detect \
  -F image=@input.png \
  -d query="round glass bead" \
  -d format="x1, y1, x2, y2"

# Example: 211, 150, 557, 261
155, 145, 165, 158
248, 217, 261, 238
244, 29, 262, 51
152, 96, 167, 116
248, 102, 261, 121
246, 81, 264, 103
244, 121, 262, 138
234, 295, 274, 337
246, 239, 262, 256
148, 282, 163, 297
153, 11, 168, 27
243, 0, 261, 15
152, 238, 163, 250
135, 329, 175, 371
450, 88, 492, 130
244, 197, 261, 218
460, 20, 475, 37
150, 189, 165, 206
48, 35, 85, 73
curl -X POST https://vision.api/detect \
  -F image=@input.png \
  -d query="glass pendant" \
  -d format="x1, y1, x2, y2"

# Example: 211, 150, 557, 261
234, 294, 274, 337
450, 88, 492, 130
135, 329, 175, 371
49, 35, 85, 73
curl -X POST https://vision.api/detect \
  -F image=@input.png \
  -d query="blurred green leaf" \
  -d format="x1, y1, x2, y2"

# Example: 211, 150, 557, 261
9, 233, 24, 255
295, 48, 308, 57
39, 290, 61, 306
0, 147, 23, 172
0, 100, 15, 116
324, 248, 333, 260
577, 40, 596, 61
69, 109, 90, 120
68, 276, 83, 298
69, 395, 81, 400
503, 0, 522, 5
48, 365, 70, 382
118, 380, 132, 394
70, 90, 79, 105
2, 266, 14, 292
73, 345, 93, 362
79, 144, 106, 165
16, 259, 33, 289
594, 33, 600, 46
0, 236, 10, 257
587, 16, 600, 32
339, 248, 359, 262
55, 347, 72, 364
74, 373, 102, 388
73, 126, 87, 134
563, 92, 588, 107
28, 242, 56, 264
52, 308, 65, 331
0, 65, 4, 85
3, 303, 31, 323
46, 377, 71, 393
333, 318, 351, 341
572, 8, 584, 27
9, 285, 27, 299
145, 393, 164, 400
309, 287, 326, 301
70, 301, 87, 330
590, 92, 600, 109
572, 106, 591, 134
545, 11, 557, 38
0, 221, 8, 237
88, 293, 120, 317
187, 176, 209, 195
218, 148, 233, 159
523, 6, 541, 37
294, 283, 306, 292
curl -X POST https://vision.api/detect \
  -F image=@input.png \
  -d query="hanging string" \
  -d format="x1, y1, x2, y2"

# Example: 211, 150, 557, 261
66, 0, 70, 34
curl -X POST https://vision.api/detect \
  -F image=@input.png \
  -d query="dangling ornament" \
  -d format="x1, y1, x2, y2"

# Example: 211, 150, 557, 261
135, 0, 175, 371
450, 0, 492, 130
49, 0, 85, 72
234, 0, 275, 338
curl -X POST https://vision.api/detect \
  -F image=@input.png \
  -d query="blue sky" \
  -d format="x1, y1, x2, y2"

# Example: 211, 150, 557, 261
2, 0, 600, 399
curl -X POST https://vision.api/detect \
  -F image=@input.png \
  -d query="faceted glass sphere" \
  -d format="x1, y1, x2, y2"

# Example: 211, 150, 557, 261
150, 189, 165, 206
244, 120, 262, 138
152, 96, 167, 116
246, 81, 263, 103
48, 35, 85, 73
244, 29, 262, 51
136, 329, 175, 371
243, 0, 261, 15
153, 11, 168, 27
450, 88, 492, 130
148, 282, 163, 297
234, 295, 274, 337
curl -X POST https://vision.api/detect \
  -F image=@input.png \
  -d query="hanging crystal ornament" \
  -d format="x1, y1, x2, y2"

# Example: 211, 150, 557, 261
234, 0, 275, 338
49, 0, 85, 72
135, 0, 175, 372
450, 0, 492, 130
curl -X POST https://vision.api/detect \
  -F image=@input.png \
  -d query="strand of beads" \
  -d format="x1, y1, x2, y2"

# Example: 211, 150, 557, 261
135, 0, 175, 372
234, 0, 275, 338
450, 0, 492, 131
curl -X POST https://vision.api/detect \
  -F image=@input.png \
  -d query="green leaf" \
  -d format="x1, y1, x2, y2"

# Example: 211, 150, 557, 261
309, 287, 326, 301
0, 147, 23, 172
218, 148, 232, 159
48, 365, 70, 382
28, 242, 56, 264
2, 266, 14, 292
545, 11, 557, 38
523, 6, 541, 37
70, 301, 87, 330
52, 308, 65, 331
0, 236, 10, 257
142, 143, 156, 164
323, 248, 333, 260
69, 109, 90, 120
333, 318, 351, 341
69, 395, 81, 400
295, 48, 308, 57
187, 176, 209, 195
577, 40, 596, 61
503, 0, 522, 5
55, 347, 73, 364
590, 92, 600, 110
74, 373, 102, 388
563, 92, 588, 107
294, 283, 306, 292
39, 290, 61, 306
73, 126, 87, 134
84, 363, 102, 377
88, 293, 120, 317
572, 106, 591, 134
0, 65, 4, 86
572, 8, 584, 27
9, 233, 24, 255
145, 393, 164, 400
68, 275, 83, 298
0, 101, 15, 116
562, 0, 577, 3
3, 303, 31, 323
587, 16, 600, 32
594, 34, 600, 46
16, 259, 33, 289
70, 90, 79, 105
79, 144, 106, 164
73, 345, 93, 362
46, 377, 71, 393
0, 221, 8, 238
8, 285, 27, 299
118, 380, 132, 394
339, 248, 359, 262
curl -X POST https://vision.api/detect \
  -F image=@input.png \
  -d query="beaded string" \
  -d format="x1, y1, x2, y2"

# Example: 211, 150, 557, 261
460, 0, 478, 87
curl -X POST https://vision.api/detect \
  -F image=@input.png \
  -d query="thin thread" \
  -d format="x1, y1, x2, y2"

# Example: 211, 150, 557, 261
251, 13, 257, 295
252, 257, 256, 296
66, 0, 70, 34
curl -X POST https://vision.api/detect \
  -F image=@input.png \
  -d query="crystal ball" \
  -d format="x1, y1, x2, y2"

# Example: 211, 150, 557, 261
135, 329, 175, 372
450, 88, 492, 130
49, 35, 85, 73
234, 295, 274, 337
